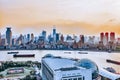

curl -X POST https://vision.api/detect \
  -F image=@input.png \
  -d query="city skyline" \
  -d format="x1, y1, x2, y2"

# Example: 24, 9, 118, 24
0, 27, 119, 38
1, 0, 120, 35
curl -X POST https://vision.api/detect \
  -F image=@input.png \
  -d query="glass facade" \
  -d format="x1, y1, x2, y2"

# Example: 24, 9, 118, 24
62, 76, 83, 80
42, 61, 54, 80
6, 27, 12, 46
76, 59, 99, 79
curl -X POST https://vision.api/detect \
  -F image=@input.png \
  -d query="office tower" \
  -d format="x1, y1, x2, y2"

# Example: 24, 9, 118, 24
23, 35, 27, 43
31, 33, 34, 41
66, 35, 72, 41
6, 27, 12, 46
60, 34, 64, 42
19, 34, 24, 44
56, 33, 59, 42
80, 35, 84, 43
73, 34, 77, 41
88, 36, 95, 44
53, 27, 56, 42
42, 30, 46, 41
12, 38, 16, 46
1, 38, 7, 46
105, 32, 109, 42
48, 34, 53, 42
53, 28, 56, 36
0, 33, 1, 46
27, 34, 30, 42
110, 32, 115, 42
100, 32, 104, 42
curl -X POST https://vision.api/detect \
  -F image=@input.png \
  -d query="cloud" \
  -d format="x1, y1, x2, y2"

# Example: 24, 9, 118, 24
0, 0, 120, 35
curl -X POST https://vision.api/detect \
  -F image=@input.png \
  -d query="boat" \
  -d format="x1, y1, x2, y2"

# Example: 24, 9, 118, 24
7, 52, 19, 54
13, 54, 35, 58
106, 59, 120, 65
64, 52, 71, 54
108, 49, 112, 53
78, 52, 88, 54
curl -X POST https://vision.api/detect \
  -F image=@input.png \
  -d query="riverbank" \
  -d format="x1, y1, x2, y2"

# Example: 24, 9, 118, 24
0, 49, 120, 53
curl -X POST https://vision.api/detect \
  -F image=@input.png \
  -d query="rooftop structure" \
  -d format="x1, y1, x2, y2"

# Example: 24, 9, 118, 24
99, 68, 120, 80
41, 54, 99, 80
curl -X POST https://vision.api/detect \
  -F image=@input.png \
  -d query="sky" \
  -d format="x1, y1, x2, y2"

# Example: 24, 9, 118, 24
0, 0, 120, 36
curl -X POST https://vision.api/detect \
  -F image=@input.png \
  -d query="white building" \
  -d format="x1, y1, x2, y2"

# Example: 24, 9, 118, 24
99, 68, 120, 80
41, 54, 98, 80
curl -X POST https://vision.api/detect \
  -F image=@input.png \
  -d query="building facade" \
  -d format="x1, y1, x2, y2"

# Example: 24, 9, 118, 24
42, 54, 93, 80
6, 27, 12, 46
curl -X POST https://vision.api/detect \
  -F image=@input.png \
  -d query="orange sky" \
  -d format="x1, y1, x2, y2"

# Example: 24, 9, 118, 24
0, 0, 120, 35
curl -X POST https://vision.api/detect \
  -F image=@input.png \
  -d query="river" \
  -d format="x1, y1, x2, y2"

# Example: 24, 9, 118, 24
0, 50, 120, 73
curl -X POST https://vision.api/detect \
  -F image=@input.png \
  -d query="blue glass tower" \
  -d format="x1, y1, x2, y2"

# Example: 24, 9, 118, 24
53, 27, 56, 42
6, 27, 12, 46
42, 30, 46, 41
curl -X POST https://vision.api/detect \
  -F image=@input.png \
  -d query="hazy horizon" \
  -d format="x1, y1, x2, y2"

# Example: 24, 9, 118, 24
1, 0, 120, 36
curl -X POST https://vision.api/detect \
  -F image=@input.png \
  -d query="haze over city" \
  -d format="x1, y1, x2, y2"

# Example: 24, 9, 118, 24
0, 0, 120, 35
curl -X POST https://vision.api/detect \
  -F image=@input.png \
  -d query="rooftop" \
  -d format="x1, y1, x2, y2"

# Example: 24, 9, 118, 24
99, 68, 120, 80
42, 57, 85, 71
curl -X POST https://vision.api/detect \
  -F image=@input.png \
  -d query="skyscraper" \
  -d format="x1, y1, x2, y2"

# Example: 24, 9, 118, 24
42, 30, 46, 41
80, 35, 84, 43
56, 33, 59, 42
0, 33, 1, 46
110, 32, 115, 42
31, 33, 34, 41
53, 28, 56, 36
100, 32, 104, 42
53, 27, 56, 42
60, 34, 64, 42
105, 32, 109, 42
6, 27, 12, 46
27, 34, 30, 42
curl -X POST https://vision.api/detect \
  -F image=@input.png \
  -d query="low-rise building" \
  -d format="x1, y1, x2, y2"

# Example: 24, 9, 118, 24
42, 54, 99, 80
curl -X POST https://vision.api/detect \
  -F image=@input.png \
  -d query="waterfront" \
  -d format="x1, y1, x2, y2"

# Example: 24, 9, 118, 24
0, 50, 120, 73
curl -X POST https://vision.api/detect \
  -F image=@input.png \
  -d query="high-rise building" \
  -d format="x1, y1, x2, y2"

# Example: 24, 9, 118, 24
66, 35, 72, 41
42, 30, 46, 41
105, 32, 109, 42
12, 38, 16, 46
48, 34, 53, 42
53, 28, 56, 36
56, 33, 59, 42
1, 38, 7, 46
0, 33, 1, 46
23, 35, 27, 43
53, 28, 56, 42
60, 34, 64, 42
88, 36, 95, 44
27, 34, 30, 42
6, 27, 12, 46
110, 32, 115, 42
31, 33, 34, 41
100, 32, 104, 42
80, 35, 84, 43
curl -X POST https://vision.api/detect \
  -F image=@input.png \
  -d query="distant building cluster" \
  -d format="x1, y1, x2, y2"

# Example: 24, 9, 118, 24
0, 27, 120, 51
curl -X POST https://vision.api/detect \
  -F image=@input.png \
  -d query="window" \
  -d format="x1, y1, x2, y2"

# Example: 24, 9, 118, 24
73, 78, 77, 80
78, 78, 82, 80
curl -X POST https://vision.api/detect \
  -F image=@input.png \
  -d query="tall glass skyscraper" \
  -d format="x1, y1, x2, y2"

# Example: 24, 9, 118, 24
53, 28, 56, 42
6, 27, 12, 46
42, 30, 46, 41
